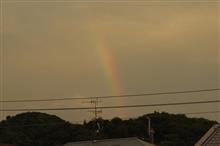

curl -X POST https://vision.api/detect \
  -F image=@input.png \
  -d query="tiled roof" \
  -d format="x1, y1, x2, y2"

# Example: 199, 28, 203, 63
195, 124, 220, 146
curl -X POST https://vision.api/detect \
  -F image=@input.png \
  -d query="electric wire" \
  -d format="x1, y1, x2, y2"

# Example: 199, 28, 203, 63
0, 88, 219, 103
0, 99, 219, 112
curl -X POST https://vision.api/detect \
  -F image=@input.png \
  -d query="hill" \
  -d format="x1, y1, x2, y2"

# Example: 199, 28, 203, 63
0, 112, 86, 146
0, 112, 217, 146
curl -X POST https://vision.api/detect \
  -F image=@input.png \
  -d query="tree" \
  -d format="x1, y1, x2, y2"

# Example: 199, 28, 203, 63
0, 112, 217, 146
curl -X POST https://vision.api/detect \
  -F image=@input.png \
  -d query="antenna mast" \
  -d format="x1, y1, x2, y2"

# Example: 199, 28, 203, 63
89, 97, 102, 120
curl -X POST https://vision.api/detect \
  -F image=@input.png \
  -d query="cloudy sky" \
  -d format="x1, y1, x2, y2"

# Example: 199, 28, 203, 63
0, 0, 219, 122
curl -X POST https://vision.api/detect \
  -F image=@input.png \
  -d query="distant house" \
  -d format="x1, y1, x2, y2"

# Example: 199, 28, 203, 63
63, 137, 156, 146
195, 124, 220, 146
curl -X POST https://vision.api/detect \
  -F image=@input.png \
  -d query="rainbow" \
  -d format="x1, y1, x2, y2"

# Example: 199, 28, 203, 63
94, 36, 128, 117
86, 15, 127, 117
86, 16, 123, 95
95, 40, 123, 95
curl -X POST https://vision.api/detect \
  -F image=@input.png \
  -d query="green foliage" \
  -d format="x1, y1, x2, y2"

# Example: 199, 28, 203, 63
0, 112, 217, 146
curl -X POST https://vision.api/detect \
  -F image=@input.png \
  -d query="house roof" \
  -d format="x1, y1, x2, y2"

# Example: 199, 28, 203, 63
195, 124, 220, 146
63, 137, 156, 146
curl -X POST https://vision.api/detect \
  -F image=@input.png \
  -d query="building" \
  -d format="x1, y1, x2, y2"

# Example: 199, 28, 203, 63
195, 124, 220, 146
63, 137, 156, 146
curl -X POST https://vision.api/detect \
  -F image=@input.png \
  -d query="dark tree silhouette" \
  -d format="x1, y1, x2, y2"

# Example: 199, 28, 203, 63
0, 112, 216, 146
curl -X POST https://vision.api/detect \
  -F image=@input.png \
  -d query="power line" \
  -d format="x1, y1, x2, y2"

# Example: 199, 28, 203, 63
185, 110, 220, 115
1, 88, 219, 103
0, 99, 219, 112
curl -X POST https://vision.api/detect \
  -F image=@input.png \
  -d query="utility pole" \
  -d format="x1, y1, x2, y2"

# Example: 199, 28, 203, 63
146, 116, 154, 144
146, 116, 151, 138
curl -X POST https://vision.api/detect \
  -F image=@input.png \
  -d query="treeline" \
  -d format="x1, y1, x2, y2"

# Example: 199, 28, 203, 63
0, 112, 217, 146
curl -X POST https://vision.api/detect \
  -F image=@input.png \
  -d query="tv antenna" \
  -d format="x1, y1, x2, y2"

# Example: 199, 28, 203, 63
88, 97, 102, 120
85, 97, 103, 137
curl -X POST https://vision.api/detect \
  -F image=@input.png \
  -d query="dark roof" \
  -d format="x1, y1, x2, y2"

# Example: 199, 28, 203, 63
195, 124, 220, 146
63, 137, 156, 146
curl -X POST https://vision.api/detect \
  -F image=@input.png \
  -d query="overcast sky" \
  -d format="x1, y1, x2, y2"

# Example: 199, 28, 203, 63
0, 0, 219, 122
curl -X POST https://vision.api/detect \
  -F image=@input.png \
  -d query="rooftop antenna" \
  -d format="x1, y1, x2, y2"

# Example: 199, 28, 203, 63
88, 97, 102, 120
87, 97, 102, 138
